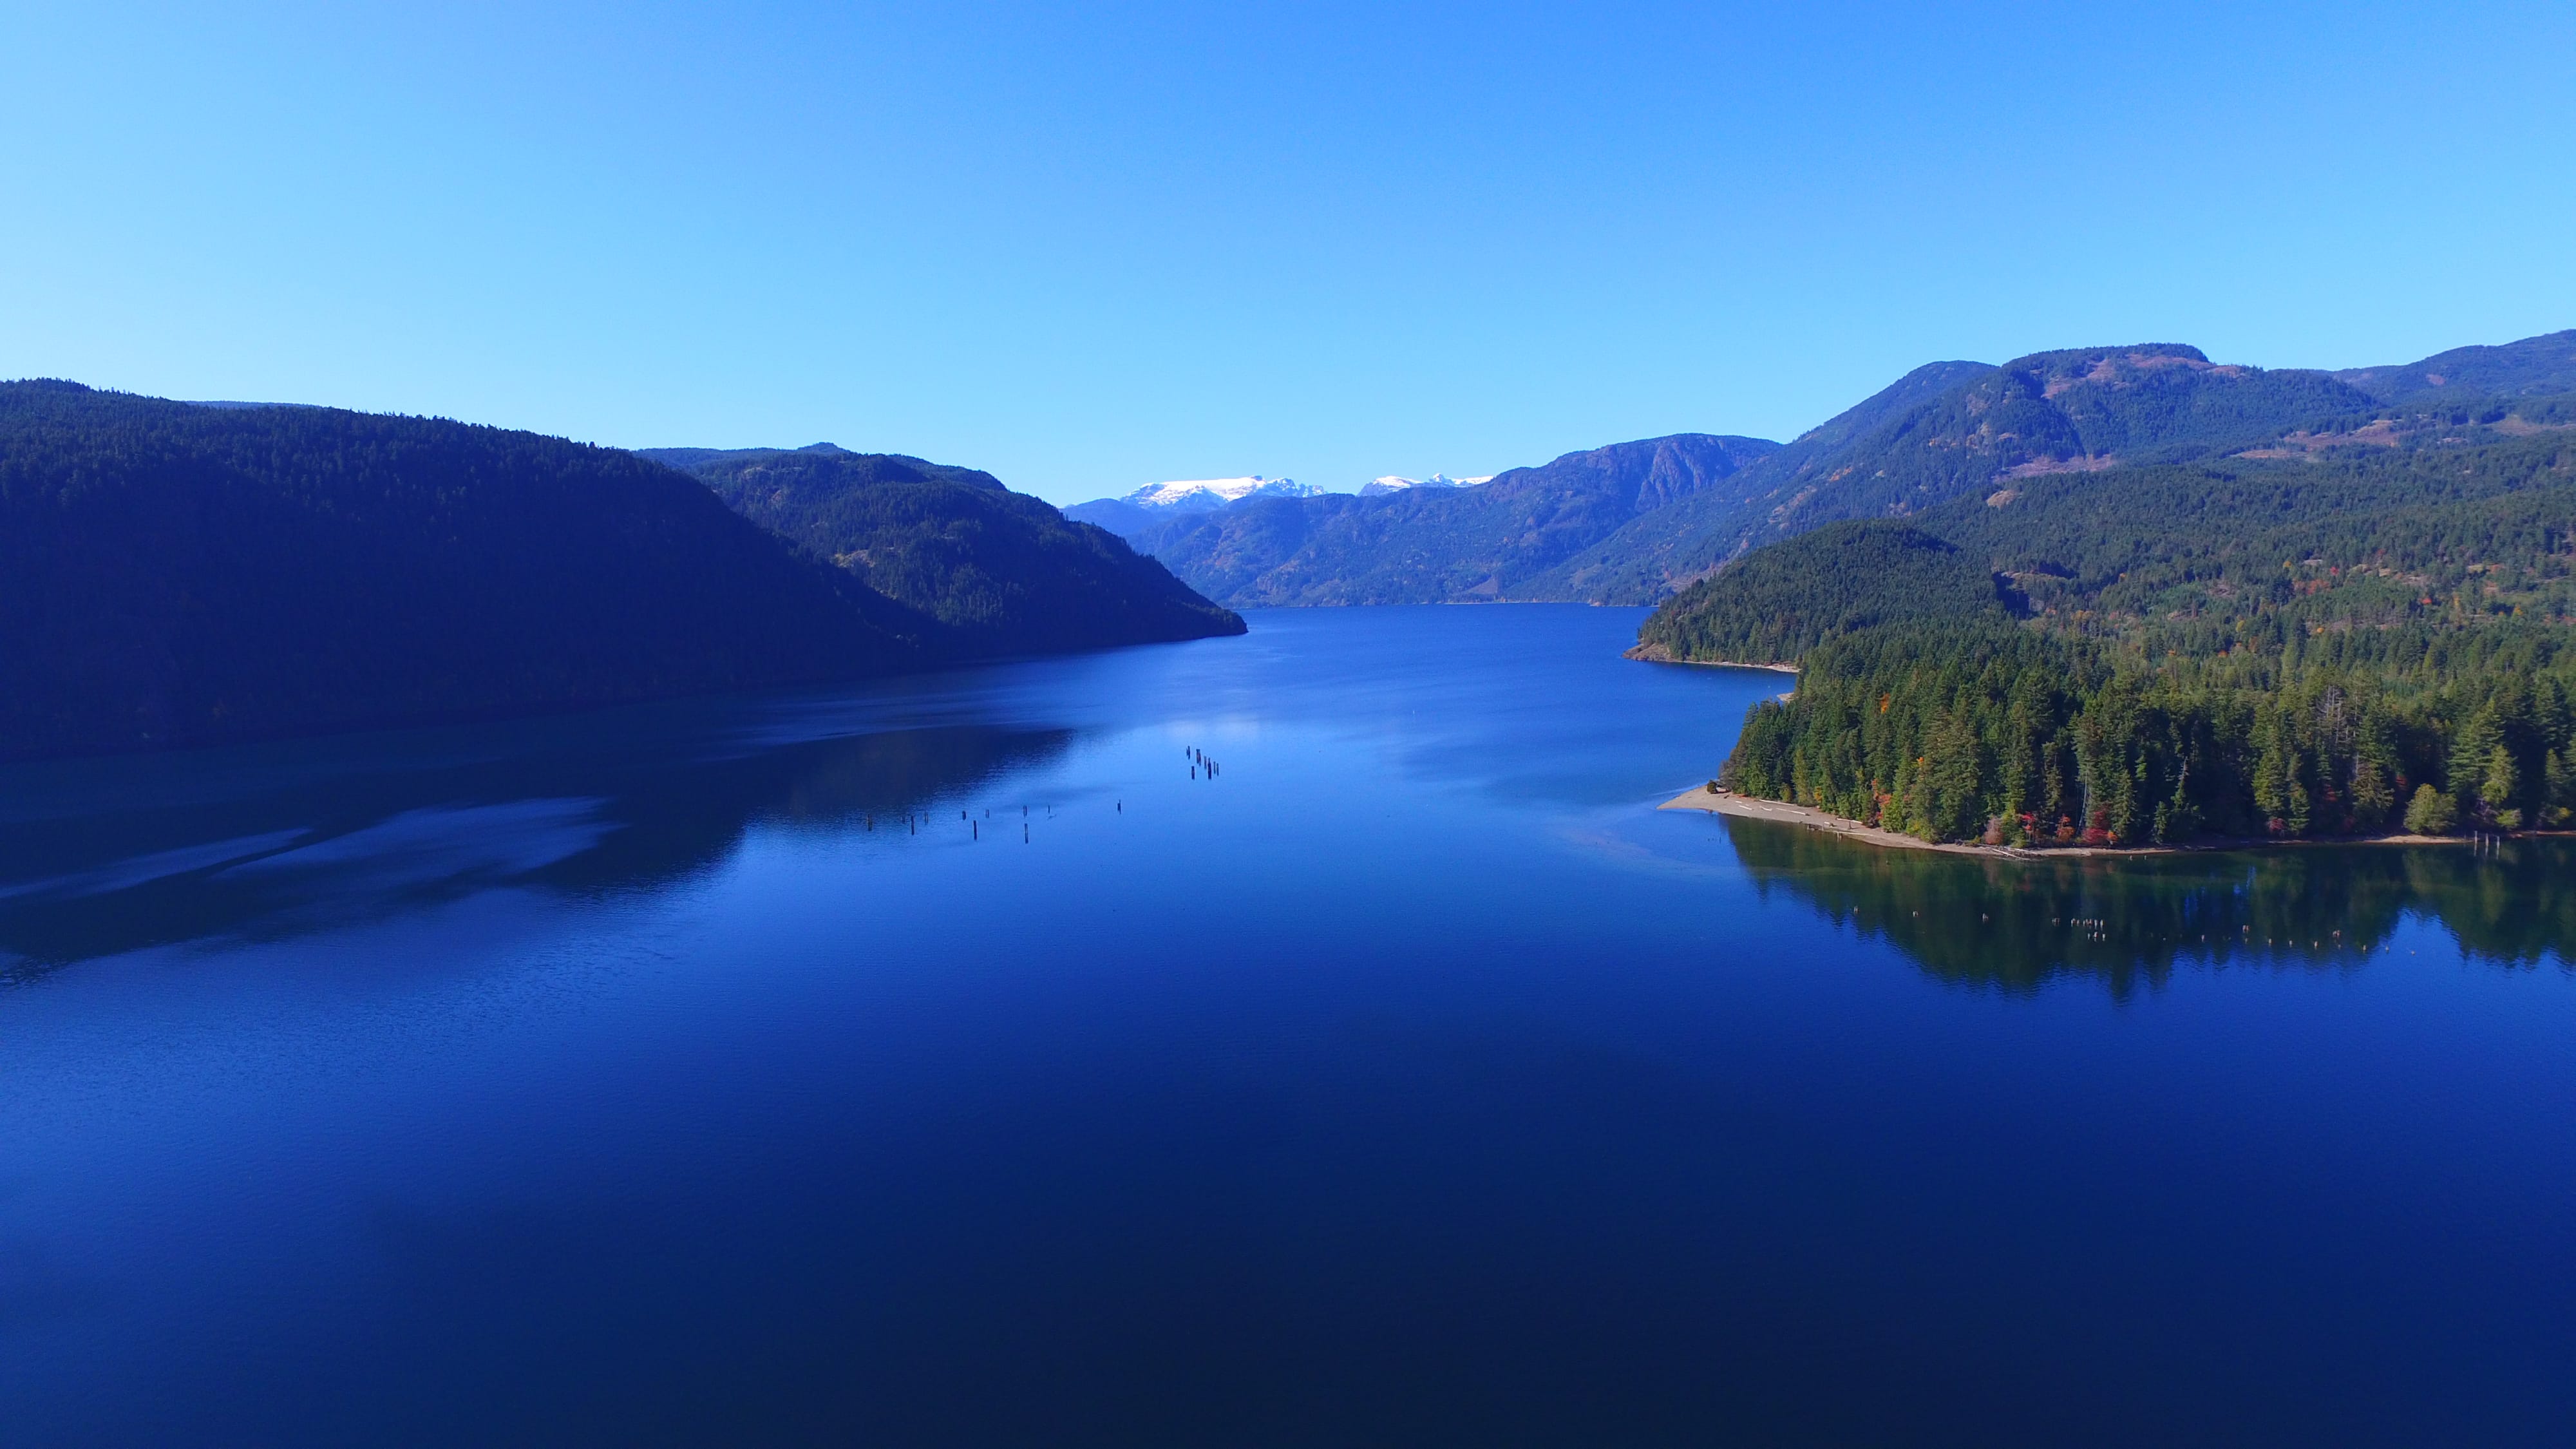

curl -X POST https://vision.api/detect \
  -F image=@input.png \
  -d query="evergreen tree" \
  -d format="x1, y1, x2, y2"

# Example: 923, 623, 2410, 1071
2545, 748, 2576, 827
2349, 755, 2396, 829
2448, 705, 2504, 813
2483, 744, 2524, 829
1916, 710, 1986, 843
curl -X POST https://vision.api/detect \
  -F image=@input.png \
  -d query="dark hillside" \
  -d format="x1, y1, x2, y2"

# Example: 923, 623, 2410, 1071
0, 383, 929, 761
1633, 521, 2020, 665
2334, 328, 2576, 402
670, 448, 1244, 653
641, 444, 1008, 491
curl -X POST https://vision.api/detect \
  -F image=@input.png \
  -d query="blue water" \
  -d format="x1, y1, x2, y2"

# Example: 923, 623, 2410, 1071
5, 605, 2573, 1446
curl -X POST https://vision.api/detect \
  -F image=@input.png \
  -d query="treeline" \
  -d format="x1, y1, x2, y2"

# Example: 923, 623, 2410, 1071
1938, 433, 2576, 634
1651, 408, 2576, 845
1719, 622, 2576, 846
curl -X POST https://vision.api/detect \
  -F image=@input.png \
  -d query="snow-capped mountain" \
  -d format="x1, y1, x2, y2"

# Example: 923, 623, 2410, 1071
1358, 473, 1495, 497
1064, 476, 1320, 540
1122, 476, 1319, 512
1063, 471, 1495, 544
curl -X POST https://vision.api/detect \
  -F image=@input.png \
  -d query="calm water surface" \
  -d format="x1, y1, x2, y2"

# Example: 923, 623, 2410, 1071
5, 606, 2573, 1446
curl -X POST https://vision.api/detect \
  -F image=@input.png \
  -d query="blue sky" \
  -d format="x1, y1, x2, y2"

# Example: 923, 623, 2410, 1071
6, 1, 2571, 504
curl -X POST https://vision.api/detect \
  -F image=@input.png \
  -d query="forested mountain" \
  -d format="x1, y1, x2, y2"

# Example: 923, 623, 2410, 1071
647, 446, 1243, 654
1110, 330, 2575, 612
2334, 328, 2576, 402
0, 383, 932, 761
1647, 397, 2576, 848
1124, 433, 1778, 606
1530, 360, 1992, 601
1560, 348, 2405, 603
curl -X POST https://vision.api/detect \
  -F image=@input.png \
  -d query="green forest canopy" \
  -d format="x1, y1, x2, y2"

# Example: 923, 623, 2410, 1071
1651, 403, 2576, 846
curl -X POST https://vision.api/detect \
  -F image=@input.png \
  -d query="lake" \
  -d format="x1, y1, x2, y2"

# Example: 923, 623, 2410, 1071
5, 605, 2573, 1446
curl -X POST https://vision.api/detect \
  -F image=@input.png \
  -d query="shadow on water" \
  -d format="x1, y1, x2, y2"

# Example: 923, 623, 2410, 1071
1721, 816, 2576, 996
0, 694, 1073, 980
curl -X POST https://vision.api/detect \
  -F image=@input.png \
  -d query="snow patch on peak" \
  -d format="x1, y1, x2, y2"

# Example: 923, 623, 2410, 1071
1121, 476, 1318, 511
1359, 473, 1495, 497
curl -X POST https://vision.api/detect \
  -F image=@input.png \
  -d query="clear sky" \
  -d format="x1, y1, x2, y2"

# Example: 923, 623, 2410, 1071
6, 1, 2572, 504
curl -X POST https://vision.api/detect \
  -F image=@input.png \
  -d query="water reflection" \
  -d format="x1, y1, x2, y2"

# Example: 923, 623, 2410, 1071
1722, 817, 2576, 994
0, 706, 1072, 979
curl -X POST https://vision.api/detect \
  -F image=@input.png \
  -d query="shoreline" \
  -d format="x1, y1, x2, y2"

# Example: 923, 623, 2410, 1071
1658, 786, 2506, 858
1622, 644, 1799, 674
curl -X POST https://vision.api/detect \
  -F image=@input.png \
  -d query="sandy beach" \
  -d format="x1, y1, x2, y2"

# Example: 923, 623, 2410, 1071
1658, 786, 2010, 855
1622, 644, 1799, 673
1657, 786, 2488, 857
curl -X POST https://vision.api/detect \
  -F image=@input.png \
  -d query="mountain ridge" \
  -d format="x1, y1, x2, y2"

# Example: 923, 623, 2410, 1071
1127, 433, 1780, 606
1108, 328, 2573, 612
655, 448, 1244, 654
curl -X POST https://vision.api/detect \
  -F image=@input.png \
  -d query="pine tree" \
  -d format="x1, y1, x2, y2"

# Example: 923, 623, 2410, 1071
1916, 710, 1985, 843
2253, 708, 2299, 835
2483, 744, 2523, 829
2349, 755, 2395, 829
2450, 704, 2503, 811
2547, 749, 2576, 828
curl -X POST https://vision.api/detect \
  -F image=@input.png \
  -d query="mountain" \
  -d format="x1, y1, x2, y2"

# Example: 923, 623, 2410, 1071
1359, 473, 1493, 497
1648, 395, 2576, 668
1130, 475, 1320, 509
1128, 433, 1780, 607
1525, 360, 1993, 602
646, 446, 1244, 654
632, 440, 869, 475
1583, 330, 2576, 606
1063, 476, 1318, 536
1645, 402, 2576, 846
2334, 329, 2576, 403
0, 383, 931, 761
1081, 328, 2576, 614
1554, 349, 2403, 603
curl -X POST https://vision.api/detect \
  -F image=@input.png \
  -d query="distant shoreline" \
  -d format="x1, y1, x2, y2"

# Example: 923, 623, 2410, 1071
1657, 786, 2501, 857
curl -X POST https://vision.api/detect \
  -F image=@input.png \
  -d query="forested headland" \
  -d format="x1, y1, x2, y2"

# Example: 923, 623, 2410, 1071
1643, 359, 2576, 848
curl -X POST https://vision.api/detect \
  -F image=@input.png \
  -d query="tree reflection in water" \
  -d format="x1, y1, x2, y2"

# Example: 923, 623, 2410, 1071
0, 710, 1074, 980
1721, 815, 2576, 996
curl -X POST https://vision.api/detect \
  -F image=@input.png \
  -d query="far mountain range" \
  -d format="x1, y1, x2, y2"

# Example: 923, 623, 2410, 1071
1066, 328, 2576, 609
